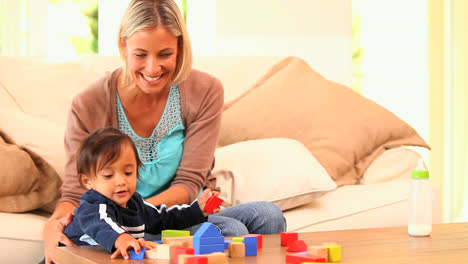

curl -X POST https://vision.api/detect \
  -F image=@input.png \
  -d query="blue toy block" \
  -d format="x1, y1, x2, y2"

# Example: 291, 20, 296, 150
153, 240, 163, 244
197, 243, 225, 254
199, 236, 224, 245
193, 222, 222, 238
128, 248, 146, 259
224, 239, 232, 249
243, 236, 257, 256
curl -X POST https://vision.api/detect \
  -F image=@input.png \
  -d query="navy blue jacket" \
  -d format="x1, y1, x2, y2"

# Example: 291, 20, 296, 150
64, 189, 206, 252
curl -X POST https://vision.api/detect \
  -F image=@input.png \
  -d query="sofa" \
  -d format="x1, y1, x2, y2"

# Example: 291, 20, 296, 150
0, 55, 442, 263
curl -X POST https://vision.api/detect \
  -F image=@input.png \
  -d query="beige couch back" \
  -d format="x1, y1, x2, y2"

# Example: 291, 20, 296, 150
0, 55, 283, 125
0, 55, 284, 180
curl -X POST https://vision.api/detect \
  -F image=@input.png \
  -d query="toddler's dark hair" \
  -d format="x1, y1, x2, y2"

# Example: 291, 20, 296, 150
76, 127, 142, 187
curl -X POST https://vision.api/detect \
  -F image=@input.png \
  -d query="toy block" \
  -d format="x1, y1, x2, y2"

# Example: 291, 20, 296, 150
285, 253, 326, 263
197, 243, 225, 254
228, 242, 245, 258
323, 244, 341, 262
204, 195, 224, 213
232, 237, 244, 243
199, 236, 224, 245
194, 223, 223, 238
156, 243, 176, 260
163, 236, 193, 247
307, 246, 329, 261
281, 232, 298, 247
128, 248, 146, 259
204, 252, 227, 264
174, 247, 195, 264
144, 248, 158, 259
162, 229, 191, 239
224, 239, 231, 249
186, 255, 209, 264
244, 234, 263, 249
243, 236, 257, 256
287, 239, 308, 252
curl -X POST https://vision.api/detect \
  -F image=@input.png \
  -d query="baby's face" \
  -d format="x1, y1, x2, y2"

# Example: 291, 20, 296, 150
86, 141, 138, 207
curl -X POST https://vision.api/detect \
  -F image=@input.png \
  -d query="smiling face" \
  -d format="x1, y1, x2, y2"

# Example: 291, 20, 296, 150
121, 26, 179, 95
81, 141, 138, 208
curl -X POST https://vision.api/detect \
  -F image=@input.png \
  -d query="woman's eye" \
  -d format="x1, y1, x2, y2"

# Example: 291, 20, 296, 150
135, 53, 146, 58
161, 53, 173, 57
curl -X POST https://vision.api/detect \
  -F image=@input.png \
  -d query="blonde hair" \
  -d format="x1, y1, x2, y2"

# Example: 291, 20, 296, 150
118, 0, 192, 87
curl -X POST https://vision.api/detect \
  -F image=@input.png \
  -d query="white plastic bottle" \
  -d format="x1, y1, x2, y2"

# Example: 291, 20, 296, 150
408, 158, 432, 236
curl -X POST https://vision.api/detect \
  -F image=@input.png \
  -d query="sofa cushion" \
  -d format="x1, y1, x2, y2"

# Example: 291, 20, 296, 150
0, 130, 61, 213
213, 138, 337, 211
218, 57, 430, 186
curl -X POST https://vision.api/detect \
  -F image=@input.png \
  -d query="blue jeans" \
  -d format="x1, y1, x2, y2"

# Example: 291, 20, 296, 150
145, 201, 286, 240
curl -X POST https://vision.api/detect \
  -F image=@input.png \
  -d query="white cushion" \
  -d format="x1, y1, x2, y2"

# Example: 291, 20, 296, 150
213, 138, 337, 211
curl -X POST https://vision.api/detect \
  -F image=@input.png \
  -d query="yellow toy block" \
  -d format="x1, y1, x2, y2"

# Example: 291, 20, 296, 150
323, 244, 341, 262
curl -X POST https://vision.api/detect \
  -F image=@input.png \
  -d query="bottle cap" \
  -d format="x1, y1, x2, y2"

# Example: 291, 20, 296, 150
412, 158, 429, 179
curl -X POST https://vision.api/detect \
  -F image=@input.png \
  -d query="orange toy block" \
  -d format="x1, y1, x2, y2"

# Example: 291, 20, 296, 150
204, 252, 227, 264
307, 246, 328, 261
228, 242, 245, 257
204, 195, 224, 214
281, 232, 298, 246
163, 236, 193, 247
287, 239, 307, 252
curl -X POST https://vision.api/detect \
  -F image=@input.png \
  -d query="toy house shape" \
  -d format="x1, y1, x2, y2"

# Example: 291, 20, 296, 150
193, 222, 225, 254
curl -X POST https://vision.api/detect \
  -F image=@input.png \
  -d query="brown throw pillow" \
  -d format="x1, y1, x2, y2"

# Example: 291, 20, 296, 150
218, 57, 430, 186
0, 130, 62, 213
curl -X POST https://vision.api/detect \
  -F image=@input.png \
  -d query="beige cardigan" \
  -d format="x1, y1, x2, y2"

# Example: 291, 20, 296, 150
60, 68, 224, 206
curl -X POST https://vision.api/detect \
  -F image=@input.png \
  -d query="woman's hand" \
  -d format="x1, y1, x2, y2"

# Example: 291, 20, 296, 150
111, 234, 149, 259
197, 188, 221, 216
43, 213, 75, 264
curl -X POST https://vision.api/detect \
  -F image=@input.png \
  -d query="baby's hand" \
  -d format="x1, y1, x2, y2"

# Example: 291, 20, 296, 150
197, 188, 222, 216
111, 233, 150, 259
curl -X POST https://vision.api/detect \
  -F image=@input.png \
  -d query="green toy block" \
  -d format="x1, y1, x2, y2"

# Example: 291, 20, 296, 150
161, 229, 191, 239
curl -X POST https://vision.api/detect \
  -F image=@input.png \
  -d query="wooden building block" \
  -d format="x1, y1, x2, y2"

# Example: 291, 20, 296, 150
128, 248, 146, 259
163, 236, 193, 247
174, 247, 195, 264
323, 244, 341, 262
228, 242, 245, 258
244, 234, 263, 249
285, 253, 326, 263
281, 232, 298, 247
162, 229, 190, 239
232, 237, 244, 243
204, 195, 224, 213
186, 255, 209, 264
144, 248, 158, 259
243, 236, 257, 256
205, 252, 227, 264
156, 243, 176, 260
307, 246, 328, 261
287, 240, 308, 252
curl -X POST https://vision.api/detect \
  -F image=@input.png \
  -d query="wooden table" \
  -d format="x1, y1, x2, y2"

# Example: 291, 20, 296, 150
55, 223, 468, 263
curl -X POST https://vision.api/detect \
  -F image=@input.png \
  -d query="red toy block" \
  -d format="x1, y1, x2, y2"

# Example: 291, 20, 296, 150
287, 239, 307, 252
244, 234, 263, 249
281, 232, 298, 246
174, 247, 195, 264
285, 253, 326, 263
186, 255, 209, 264
204, 195, 224, 214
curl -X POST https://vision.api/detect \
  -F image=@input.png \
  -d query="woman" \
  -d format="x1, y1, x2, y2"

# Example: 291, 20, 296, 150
42, 0, 286, 262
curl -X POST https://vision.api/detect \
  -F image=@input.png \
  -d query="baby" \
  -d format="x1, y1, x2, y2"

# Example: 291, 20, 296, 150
64, 127, 219, 259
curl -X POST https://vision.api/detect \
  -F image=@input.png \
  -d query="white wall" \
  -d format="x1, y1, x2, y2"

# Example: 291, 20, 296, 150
356, 0, 429, 146
98, 0, 352, 87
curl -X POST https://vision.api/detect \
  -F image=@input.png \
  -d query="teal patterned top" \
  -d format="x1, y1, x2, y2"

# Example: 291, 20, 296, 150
116, 84, 185, 198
